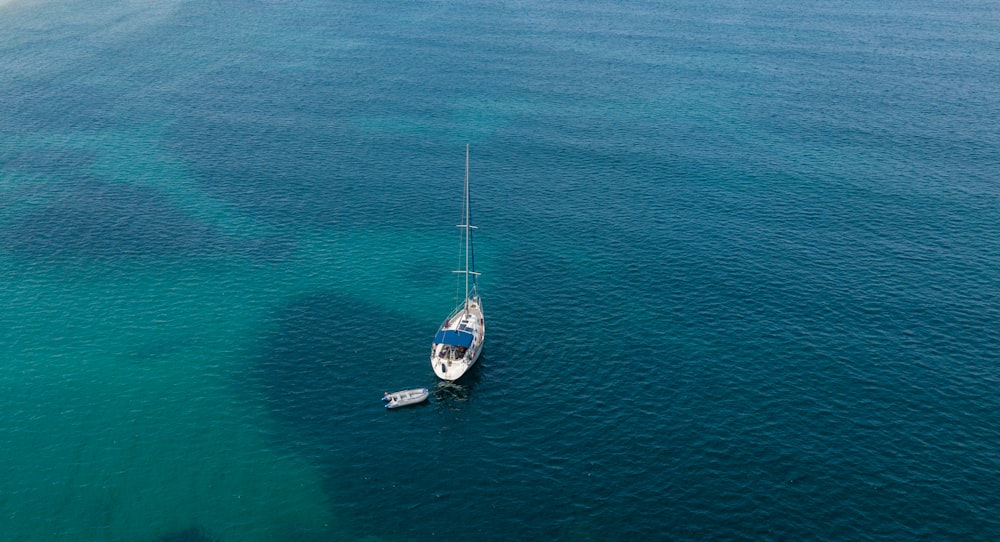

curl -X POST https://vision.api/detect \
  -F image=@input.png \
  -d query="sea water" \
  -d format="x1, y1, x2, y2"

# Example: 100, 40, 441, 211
2, 0, 999, 540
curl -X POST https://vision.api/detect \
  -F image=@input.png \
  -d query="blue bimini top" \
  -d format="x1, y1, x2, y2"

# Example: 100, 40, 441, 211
433, 330, 474, 348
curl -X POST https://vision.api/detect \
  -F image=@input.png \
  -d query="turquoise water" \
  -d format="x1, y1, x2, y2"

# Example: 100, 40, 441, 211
2, 0, 999, 540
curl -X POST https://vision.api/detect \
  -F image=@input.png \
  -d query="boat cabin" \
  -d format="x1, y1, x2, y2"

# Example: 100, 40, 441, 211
433, 329, 475, 360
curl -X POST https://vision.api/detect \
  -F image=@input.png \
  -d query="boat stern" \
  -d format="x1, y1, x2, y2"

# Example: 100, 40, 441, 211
432, 355, 470, 381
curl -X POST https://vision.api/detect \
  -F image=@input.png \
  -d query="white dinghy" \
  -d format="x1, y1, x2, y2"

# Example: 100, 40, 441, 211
382, 388, 430, 409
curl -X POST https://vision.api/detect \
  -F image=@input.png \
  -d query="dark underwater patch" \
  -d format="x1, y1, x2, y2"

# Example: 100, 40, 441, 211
246, 292, 476, 536
1, 177, 293, 262
247, 293, 428, 435
1, 146, 95, 175
149, 526, 216, 542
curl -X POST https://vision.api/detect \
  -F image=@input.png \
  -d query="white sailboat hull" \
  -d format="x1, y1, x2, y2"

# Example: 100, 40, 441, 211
431, 297, 484, 381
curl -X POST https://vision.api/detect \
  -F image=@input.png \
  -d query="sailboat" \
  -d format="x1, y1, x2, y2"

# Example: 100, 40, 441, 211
431, 145, 485, 381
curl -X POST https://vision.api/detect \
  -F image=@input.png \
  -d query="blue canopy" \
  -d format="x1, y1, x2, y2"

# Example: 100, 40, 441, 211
434, 330, 474, 348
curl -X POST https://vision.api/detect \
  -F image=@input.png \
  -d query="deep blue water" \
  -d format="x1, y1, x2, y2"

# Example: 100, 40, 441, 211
2, 0, 999, 540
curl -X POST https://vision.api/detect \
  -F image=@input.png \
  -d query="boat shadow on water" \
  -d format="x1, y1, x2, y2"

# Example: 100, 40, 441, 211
432, 359, 483, 408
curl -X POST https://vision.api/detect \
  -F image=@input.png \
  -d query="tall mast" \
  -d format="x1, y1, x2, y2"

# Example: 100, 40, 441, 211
464, 144, 470, 308
454, 144, 478, 310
